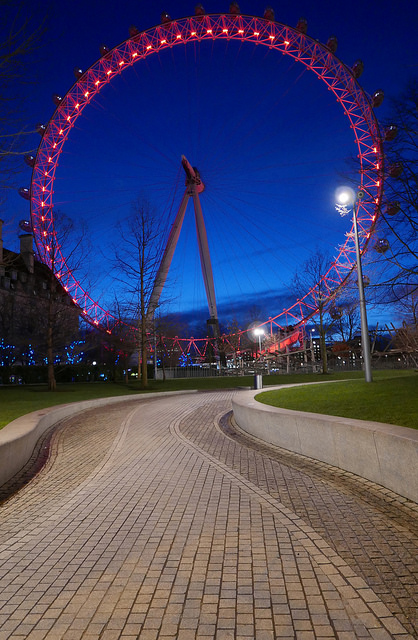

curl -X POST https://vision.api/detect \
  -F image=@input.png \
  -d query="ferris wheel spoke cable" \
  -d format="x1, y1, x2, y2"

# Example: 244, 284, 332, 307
25, 12, 384, 336
200, 191, 289, 296
208, 188, 340, 256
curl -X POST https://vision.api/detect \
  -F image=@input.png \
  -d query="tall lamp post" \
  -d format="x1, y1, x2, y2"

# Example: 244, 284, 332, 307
335, 187, 373, 383
252, 327, 265, 390
253, 327, 265, 359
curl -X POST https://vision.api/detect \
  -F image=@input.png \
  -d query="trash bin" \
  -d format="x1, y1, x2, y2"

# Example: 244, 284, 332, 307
254, 374, 263, 390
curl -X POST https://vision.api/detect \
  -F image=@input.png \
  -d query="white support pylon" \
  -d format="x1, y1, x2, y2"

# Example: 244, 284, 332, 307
146, 156, 220, 338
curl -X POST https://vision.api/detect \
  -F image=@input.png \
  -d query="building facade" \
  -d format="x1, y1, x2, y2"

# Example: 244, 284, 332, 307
0, 220, 80, 367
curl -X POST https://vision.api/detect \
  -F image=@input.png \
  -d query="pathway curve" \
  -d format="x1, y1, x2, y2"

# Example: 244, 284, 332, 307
0, 390, 416, 640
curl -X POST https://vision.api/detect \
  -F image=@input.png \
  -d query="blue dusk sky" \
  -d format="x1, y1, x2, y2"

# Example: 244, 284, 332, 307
4, 0, 418, 329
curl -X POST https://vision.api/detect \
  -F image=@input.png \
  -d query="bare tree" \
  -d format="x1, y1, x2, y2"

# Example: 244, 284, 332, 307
367, 79, 418, 306
1, 2, 47, 205
394, 285, 417, 326
222, 318, 243, 368
41, 212, 88, 390
103, 302, 138, 383
330, 297, 361, 342
292, 250, 335, 374
114, 198, 165, 389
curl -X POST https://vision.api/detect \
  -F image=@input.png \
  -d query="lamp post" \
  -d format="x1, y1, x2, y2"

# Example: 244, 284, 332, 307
253, 327, 265, 359
252, 327, 265, 389
335, 187, 373, 382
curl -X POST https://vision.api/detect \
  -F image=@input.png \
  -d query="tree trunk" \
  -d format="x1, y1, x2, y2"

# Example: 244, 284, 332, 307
319, 312, 328, 374
141, 322, 148, 389
47, 320, 56, 391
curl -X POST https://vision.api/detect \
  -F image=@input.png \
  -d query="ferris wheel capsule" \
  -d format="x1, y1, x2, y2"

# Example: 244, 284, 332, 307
296, 17, 308, 34
100, 43, 110, 55
24, 154, 36, 168
385, 202, 400, 216
363, 275, 370, 286
330, 306, 343, 320
18, 187, 31, 200
195, 4, 206, 16
388, 161, 403, 178
326, 36, 338, 53
52, 94, 62, 106
384, 124, 398, 141
161, 12, 172, 24
352, 59, 364, 79
375, 238, 390, 253
19, 220, 33, 233
372, 89, 384, 108
35, 123, 46, 135
130, 25, 140, 37
229, 2, 241, 15
263, 6, 275, 21
73, 67, 84, 80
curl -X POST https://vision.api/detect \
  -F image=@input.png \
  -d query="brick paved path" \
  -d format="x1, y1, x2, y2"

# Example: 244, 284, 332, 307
0, 391, 417, 640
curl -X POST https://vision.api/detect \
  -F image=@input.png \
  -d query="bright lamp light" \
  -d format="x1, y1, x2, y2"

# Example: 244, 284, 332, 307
335, 186, 355, 206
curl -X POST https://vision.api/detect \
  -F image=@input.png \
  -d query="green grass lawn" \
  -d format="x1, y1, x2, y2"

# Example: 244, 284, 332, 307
256, 371, 418, 430
0, 369, 416, 430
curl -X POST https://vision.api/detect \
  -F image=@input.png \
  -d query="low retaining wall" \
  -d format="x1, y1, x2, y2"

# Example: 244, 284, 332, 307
0, 391, 196, 488
232, 386, 418, 504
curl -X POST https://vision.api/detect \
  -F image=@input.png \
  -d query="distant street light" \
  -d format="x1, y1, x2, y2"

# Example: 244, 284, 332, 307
253, 327, 265, 358
335, 187, 373, 382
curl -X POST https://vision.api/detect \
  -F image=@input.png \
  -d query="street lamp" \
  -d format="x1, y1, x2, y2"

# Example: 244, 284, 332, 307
335, 187, 373, 382
253, 327, 265, 358
252, 326, 265, 389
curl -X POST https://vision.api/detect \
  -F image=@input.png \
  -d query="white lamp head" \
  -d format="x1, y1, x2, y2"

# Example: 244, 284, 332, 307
335, 186, 356, 206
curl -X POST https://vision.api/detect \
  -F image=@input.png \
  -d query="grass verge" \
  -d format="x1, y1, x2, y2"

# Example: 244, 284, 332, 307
0, 369, 415, 430
256, 371, 418, 429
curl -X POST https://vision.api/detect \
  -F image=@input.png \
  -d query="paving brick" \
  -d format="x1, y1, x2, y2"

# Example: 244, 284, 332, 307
0, 392, 416, 640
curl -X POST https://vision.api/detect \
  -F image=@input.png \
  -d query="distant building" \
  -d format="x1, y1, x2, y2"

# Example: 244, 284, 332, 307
0, 220, 80, 365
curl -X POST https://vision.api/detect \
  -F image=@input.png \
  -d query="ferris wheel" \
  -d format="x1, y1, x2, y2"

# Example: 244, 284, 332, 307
20, 4, 393, 357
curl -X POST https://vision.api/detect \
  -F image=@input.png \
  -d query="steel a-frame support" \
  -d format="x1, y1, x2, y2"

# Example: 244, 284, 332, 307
147, 156, 219, 338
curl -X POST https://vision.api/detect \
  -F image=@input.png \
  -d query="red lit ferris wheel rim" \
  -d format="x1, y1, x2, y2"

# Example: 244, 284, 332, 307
30, 13, 384, 338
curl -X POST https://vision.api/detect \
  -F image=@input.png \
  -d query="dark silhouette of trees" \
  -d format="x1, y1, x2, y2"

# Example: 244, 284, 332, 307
41, 213, 88, 390
292, 250, 335, 374
114, 198, 165, 389
1, 2, 47, 206
367, 79, 418, 311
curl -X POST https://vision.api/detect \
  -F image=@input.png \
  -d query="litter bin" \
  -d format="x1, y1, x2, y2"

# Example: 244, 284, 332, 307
254, 374, 263, 390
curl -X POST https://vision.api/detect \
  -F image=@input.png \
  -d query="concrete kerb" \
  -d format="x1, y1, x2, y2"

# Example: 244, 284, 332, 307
0, 390, 198, 488
232, 383, 418, 504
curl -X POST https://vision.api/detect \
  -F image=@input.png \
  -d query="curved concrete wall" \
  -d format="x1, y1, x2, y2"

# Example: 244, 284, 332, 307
0, 391, 196, 488
232, 386, 418, 504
